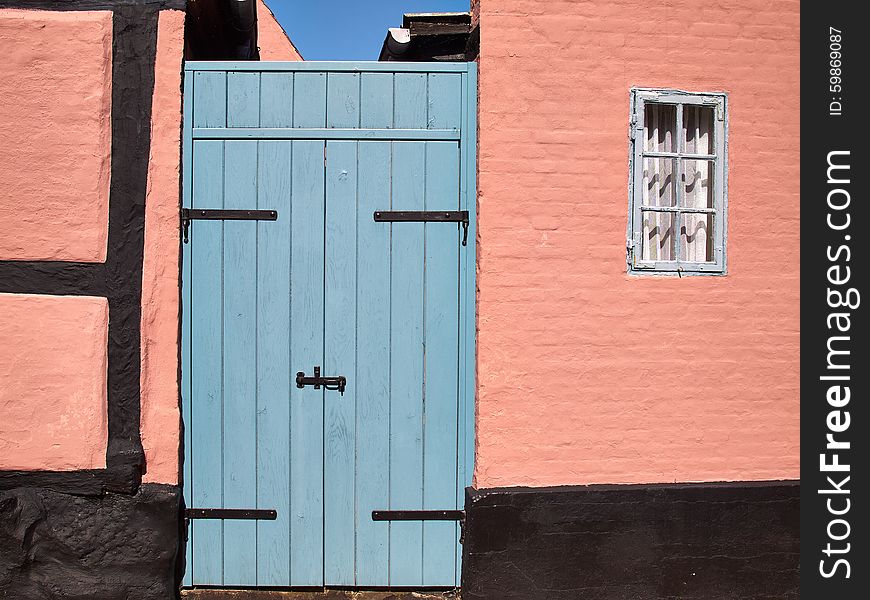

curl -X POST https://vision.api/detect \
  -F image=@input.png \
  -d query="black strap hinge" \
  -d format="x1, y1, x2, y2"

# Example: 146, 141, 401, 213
373, 210, 470, 246
372, 509, 466, 543
184, 508, 277, 528
181, 208, 278, 243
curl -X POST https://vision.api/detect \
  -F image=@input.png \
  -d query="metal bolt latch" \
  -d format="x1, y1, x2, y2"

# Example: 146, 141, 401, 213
296, 366, 347, 396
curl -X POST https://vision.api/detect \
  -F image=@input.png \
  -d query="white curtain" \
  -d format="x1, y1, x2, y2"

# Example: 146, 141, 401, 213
641, 103, 714, 263
680, 106, 713, 262
641, 104, 675, 261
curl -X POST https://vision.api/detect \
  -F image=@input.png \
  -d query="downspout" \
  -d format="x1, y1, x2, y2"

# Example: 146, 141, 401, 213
223, 0, 259, 60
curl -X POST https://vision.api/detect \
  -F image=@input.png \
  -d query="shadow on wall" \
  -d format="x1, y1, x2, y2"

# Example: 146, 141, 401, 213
186, 0, 258, 59
185, 0, 302, 61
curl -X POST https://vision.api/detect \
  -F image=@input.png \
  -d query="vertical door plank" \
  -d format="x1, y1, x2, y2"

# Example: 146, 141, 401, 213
388, 141, 426, 586
182, 233, 193, 587
353, 141, 392, 586
327, 73, 360, 128
260, 72, 294, 128
181, 70, 194, 588
190, 139, 225, 585
182, 233, 195, 586
192, 71, 227, 128
289, 140, 326, 586
457, 66, 478, 586
426, 73, 462, 131
255, 73, 295, 586
360, 73, 394, 129
388, 72, 429, 586
324, 141, 358, 584
393, 73, 428, 130
293, 73, 327, 128
422, 142, 461, 585
255, 140, 292, 586
222, 140, 259, 585
227, 71, 260, 127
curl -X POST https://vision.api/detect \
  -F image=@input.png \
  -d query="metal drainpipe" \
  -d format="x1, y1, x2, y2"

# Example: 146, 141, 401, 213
223, 0, 259, 60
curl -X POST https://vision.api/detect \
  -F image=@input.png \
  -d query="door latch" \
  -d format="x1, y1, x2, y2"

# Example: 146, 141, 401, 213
296, 366, 346, 395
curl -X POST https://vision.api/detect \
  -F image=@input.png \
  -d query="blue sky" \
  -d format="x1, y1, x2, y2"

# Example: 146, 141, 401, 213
264, 0, 470, 61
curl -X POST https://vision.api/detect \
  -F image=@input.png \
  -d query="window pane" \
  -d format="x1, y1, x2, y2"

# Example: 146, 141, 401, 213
680, 213, 714, 262
682, 105, 714, 155
641, 209, 675, 261
643, 103, 676, 153
681, 159, 714, 208
642, 158, 676, 207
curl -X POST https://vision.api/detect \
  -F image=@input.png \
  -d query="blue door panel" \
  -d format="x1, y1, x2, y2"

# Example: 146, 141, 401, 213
354, 141, 393, 585
388, 140, 427, 586
254, 139, 292, 586
288, 140, 327, 586
323, 140, 358, 585
188, 139, 224, 586
182, 63, 476, 588
222, 139, 259, 585
422, 141, 462, 585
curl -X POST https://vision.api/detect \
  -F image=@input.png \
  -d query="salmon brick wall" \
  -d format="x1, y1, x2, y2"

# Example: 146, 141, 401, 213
140, 9, 186, 485
0, 9, 114, 473
0, 294, 108, 471
0, 3, 298, 483
0, 7, 188, 481
0, 9, 112, 263
474, 0, 800, 487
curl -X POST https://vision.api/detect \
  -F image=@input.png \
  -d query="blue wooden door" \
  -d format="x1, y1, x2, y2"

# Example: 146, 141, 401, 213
181, 62, 476, 589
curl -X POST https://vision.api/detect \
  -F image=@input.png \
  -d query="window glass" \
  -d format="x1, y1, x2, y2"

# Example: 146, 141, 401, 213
642, 158, 676, 207
680, 214, 714, 262
681, 159, 715, 208
644, 104, 676, 153
682, 105, 715, 155
642, 210, 675, 261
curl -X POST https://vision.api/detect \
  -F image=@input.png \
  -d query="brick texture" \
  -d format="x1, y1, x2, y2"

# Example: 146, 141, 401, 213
475, 0, 800, 487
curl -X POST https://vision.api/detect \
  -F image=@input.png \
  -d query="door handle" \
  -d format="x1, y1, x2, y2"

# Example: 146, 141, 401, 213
295, 366, 346, 396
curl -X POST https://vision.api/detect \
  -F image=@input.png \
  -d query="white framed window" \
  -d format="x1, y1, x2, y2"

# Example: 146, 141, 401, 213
628, 89, 728, 274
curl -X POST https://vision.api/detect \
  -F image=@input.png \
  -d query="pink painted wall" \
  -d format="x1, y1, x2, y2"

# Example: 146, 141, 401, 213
141, 3, 305, 484
0, 9, 113, 472
0, 9, 112, 262
140, 9, 186, 485
0, 6, 299, 483
0, 294, 108, 471
140, 4, 305, 484
0, 7, 189, 482
258, 0, 303, 60
474, 0, 800, 488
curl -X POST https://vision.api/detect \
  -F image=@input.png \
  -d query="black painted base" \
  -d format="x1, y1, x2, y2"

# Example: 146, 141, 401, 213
462, 480, 799, 600
0, 483, 183, 600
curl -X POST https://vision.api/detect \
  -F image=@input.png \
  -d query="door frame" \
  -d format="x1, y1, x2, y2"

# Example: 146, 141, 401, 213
179, 60, 478, 586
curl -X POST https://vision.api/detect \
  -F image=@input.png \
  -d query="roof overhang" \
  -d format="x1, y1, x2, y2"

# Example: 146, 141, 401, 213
379, 12, 478, 62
